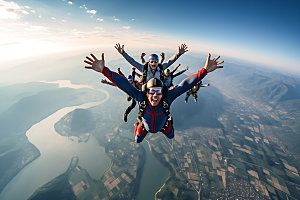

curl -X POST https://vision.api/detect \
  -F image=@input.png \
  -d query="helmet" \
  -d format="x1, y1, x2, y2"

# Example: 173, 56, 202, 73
149, 54, 159, 61
164, 69, 170, 74
142, 78, 163, 91
127, 75, 133, 79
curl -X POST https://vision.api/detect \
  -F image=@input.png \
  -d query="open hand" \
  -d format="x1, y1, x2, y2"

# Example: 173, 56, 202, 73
84, 53, 105, 73
203, 54, 224, 73
178, 43, 188, 55
115, 43, 124, 54
160, 52, 165, 58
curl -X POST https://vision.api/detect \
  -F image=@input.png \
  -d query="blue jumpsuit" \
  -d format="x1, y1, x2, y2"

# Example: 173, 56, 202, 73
102, 67, 207, 143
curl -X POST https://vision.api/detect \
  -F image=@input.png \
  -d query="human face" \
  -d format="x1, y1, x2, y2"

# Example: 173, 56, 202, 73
149, 59, 158, 71
128, 78, 133, 84
146, 87, 163, 107
165, 72, 170, 76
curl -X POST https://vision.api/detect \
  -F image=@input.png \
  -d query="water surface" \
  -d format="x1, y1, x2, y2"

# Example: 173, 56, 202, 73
0, 82, 110, 200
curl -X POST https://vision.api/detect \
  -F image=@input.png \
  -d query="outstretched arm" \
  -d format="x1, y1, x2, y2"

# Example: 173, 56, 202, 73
84, 53, 144, 101
117, 67, 125, 77
168, 54, 223, 102
115, 43, 144, 72
135, 71, 142, 78
162, 43, 188, 70
141, 53, 146, 64
200, 83, 210, 87
131, 68, 142, 80
159, 52, 165, 64
172, 66, 189, 78
171, 64, 181, 74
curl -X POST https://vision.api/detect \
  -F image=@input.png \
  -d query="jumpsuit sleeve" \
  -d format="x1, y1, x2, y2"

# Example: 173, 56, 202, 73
172, 69, 187, 78
141, 56, 146, 64
102, 67, 144, 102
171, 64, 180, 74
168, 68, 207, 103
159, 56, 165, 64
162, 52, 181, 70
121, 51, 144, 72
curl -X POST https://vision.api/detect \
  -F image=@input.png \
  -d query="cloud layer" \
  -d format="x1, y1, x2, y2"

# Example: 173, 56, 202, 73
0, 0, 29, 19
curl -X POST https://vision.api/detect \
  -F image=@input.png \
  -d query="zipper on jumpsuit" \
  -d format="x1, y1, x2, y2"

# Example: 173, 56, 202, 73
151, 107, 156, 133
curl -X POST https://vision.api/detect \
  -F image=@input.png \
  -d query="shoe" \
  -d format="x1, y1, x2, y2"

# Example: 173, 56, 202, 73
123, 113, 128, 122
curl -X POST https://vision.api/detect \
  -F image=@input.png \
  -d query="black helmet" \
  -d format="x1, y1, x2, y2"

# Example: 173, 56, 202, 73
142, 78, 163, 91
149, 54, 159, 61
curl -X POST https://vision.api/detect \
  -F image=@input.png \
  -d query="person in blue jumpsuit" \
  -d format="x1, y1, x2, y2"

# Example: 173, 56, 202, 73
84, 52, 224, 143
163, 65, 189, 89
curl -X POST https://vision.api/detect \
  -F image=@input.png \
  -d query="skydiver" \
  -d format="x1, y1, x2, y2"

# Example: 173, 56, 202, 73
185, 81, 210, 103
84, 51, 224, 143
163, 64, 189, 89
114, 43, 188, 83
101, 69, 142, 122
141, 52, 165, 64
131, 67, 142, 81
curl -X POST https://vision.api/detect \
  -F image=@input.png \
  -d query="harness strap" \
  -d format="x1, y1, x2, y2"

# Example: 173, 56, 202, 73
141, 62, 164, 83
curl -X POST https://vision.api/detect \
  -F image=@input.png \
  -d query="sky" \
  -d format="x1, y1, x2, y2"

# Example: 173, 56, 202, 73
0, 0, 299, 73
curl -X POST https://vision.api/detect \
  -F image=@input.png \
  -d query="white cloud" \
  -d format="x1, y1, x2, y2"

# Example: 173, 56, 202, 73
67, 12, 71, 15
87, 9, 96, 15
0, 0, 29, 20
114, 18, 120, 22
51, 17, 56, 20
30, 9, 36, 13
131, 19, 135, 21
24, 25, 48, 32
96, 18, 104, 22
38, 15, 42, 18
68, 1, 73, 5
122, 26, 131, 30
22, 10, 29, 15
80, 4, 87, 10
24, 5, 30, 9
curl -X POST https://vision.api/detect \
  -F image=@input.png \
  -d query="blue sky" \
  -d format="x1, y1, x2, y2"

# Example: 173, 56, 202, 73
0, 0, 299, 72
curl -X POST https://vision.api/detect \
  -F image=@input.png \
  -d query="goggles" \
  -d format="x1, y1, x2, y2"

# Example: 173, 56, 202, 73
149, 60, 158, 64
147, 87, 162, 95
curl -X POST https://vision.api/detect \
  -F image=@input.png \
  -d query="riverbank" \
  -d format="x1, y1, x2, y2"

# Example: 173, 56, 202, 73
0, 140, 40, 194
0, 101, 109, 200
28, 157, 79, 200
0, 81, 106, 196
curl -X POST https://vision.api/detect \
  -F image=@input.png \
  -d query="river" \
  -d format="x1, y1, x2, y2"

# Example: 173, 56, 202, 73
0, 80, 170, 200
136, 140, 169, 200
0, 81, 111, 200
